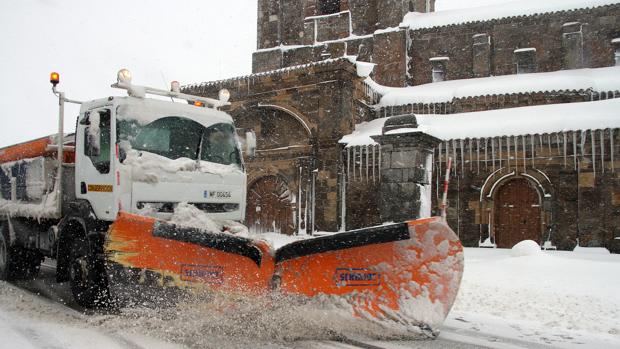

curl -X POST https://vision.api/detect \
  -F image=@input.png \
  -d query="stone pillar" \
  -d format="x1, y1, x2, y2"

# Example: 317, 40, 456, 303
373, 115, 440, 223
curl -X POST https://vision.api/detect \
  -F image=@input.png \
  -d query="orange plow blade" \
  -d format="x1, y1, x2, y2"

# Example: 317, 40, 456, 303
105, 213, 463, 334
105, 212, 274, 304
274, 217, 464, 334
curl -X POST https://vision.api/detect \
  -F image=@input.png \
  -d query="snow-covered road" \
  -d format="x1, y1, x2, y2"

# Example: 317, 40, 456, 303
1, 247, 618, 349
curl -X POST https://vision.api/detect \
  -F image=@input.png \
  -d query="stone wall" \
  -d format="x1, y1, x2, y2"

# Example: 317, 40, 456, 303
407, 4, 620, 86
253, 0, 425, 87
431, 129, 620, 251
184, 59, 369, 233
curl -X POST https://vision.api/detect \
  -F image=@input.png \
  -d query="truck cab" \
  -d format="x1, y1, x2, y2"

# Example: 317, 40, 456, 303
0, 70, 254, 307
76, 95, 247, 223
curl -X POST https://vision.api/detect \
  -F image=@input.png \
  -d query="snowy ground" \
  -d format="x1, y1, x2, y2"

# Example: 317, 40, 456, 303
443, 247, 620, 349
0, 247, 618, 349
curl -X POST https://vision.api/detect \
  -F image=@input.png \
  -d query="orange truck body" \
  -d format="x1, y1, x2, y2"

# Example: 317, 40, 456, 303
0, 135, 75, 165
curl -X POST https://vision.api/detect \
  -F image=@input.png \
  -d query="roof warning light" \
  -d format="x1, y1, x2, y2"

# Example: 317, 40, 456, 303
50, 72, 60, 86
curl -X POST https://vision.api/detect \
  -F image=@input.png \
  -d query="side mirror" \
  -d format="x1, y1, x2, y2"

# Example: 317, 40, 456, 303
245, 130, 257, 158
86, 111, 101, 156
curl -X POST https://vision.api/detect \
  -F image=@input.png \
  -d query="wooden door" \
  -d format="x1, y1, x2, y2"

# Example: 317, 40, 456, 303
494, 178, 542, 248
246, 176, 294, 235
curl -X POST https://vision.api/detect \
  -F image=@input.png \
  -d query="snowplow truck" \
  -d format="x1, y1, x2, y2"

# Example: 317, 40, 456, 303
0, 70, 464, 335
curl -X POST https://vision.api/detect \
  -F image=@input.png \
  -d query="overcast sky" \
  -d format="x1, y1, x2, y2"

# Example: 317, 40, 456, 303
0, 0, 497, 148
0, 0, 257, 147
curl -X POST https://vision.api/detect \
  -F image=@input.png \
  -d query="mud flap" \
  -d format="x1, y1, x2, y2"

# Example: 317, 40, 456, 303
105, 213, 463, 332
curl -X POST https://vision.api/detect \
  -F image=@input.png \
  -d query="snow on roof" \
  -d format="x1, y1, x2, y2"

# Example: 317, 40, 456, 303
402, 0, 620, 30
184, 57, 360, 90
340, 98, 620, 145
370, 66, 620, 106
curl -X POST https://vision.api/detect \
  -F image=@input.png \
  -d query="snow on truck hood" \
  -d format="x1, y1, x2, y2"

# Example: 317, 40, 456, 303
116, 97, 233, 127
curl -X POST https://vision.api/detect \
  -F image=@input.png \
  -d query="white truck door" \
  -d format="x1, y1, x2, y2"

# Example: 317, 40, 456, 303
75, 107, 116, 221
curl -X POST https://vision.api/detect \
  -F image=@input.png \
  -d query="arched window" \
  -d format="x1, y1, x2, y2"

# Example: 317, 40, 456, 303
319, 0, 340, 15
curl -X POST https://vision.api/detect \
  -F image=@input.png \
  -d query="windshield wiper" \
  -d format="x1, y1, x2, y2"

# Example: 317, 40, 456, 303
195, 129, 205, 169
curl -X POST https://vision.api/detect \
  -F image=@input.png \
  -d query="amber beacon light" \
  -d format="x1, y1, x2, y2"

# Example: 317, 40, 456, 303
50, 72, 60, 87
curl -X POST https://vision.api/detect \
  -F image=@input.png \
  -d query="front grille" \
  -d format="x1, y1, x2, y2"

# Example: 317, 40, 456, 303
137, 202, 239, 213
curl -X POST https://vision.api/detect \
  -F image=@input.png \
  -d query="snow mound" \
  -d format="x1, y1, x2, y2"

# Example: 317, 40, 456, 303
510, 240, 541, 257
573, 246, 611, 254
169, 202, 225, 234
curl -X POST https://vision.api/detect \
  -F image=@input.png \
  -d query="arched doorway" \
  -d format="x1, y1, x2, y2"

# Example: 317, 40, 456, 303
246, 176, 294, 235
494, 178, 542, 248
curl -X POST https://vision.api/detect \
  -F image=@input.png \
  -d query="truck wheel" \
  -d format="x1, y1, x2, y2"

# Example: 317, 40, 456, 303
0, 222, 43, 281
10, 248, 42, 280
0, 222, 11, 280
69, 236, 110, 308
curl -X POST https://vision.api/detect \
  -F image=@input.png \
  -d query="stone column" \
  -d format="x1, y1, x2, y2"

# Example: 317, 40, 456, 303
373, 115, 440, 223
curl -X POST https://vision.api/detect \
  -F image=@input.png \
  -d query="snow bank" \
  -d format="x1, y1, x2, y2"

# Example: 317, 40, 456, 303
573, 245, 611, 254
448, 248, 620, 348
510, 240, 541, 257
402, 0, 620, 30
371, 66, 620, 106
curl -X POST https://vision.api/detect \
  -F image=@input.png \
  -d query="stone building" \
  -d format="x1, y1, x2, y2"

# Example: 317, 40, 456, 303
185, 0, 620, 252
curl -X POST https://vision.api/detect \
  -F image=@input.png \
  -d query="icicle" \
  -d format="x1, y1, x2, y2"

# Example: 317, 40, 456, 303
547, 134, 552, 155
484, 138, 488, 171
507, 136, 511, 171
573, 132, 578, 170
498, 137, 502, 169
556, 133, 562, 156
445, 141, 450, 175
522, 135, 527, 172
539, 134, 544, 155
460, 139, 465, 177
476, 138, 480, 174
491, 138, 496, 172
453, 139, 458, 177
438, 143, 443, 179
366, 145, 369, 183
469, 138, 473, 171
378, 144, 382, 181
611, 129, 615, 173
372, 144, 376, 183
531, 134, 535, 168
513, 135, 518, 172
352, 147, 356, 181
600, 130, 605, 174
580, 130, 587, 157
359, 146, 363, 180
347, 146, 351, 181
599, 130, 605, 173
591, 130, 596, 173
563, 132, 567, 168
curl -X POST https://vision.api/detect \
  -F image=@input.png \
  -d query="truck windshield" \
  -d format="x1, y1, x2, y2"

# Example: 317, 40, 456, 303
117, 117, 241, 166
